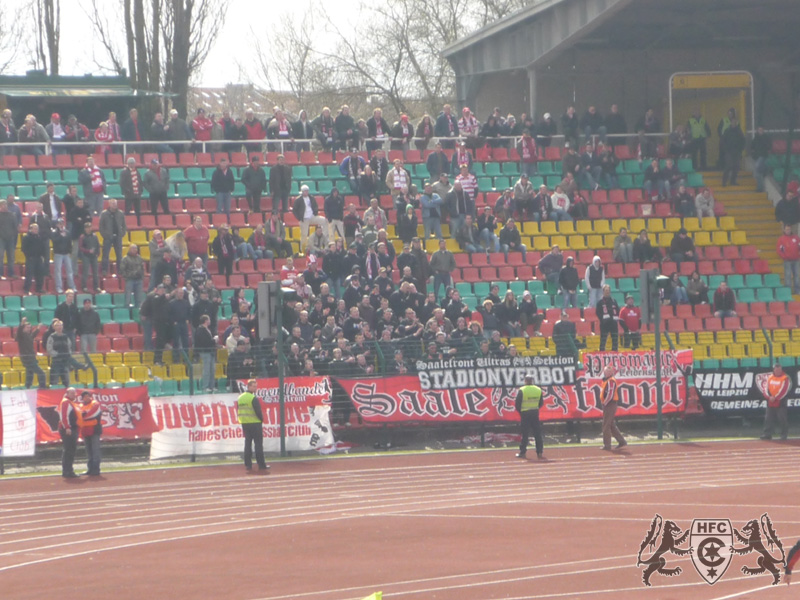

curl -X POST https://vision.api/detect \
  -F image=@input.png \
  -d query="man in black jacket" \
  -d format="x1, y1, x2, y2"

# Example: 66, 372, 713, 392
241, 155, 267, 213
596, 285, 620, 351
194, 314, 217, 392
169, 287, 192, 362
149, 285, 172, 364
55, 290, 80, 349
721, 118, 746, 187
211, 157, 235, 216
52, 219, 76, 293
269, 154, 293, 213
22, 223, 48, 294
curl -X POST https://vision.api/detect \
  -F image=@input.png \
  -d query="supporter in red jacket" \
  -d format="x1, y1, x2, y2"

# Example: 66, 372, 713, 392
184, 216, 210, 265
191, 108, 214, 142
618, 295, 642, 350
776, 224, 800, 294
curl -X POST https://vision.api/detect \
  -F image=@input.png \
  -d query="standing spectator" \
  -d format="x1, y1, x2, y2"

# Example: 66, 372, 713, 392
40, 182, 63, 222
0, 198, 18, 278
538, 245, 563, 294
169, 286, 192, 362
165, 109, 191, 154
499, 219, 527, 262
120, 244, 145, 308
477, 205, 501, 253
184, 216, 210, 265
420, 182, 445, 240
495, 290, 522, 337
18, 114, 50, 156
776, 191, 800, 234
552, 310, 580, 357
64, 115, 91, 154
0, 108, 18, 157
750, 126, 772, 192
77, 299, 101, 353
581, 105, 607, 144
561, 106, 580, 148
517, 129, 538, 176
94, 121, 114, 155
385, 159, 411, 210
415, 114, 435, 151
391, 114, 414, 150
514, 375, 544, 459
596, 285, 619, 351
364, 197, 388, 231
585, 256, 606, 308
446, 181, 474, 236
149, 285, 172, 363
292, 185, 327, 251
16, 319, 47, 388
191, 108, 213, 146
51, 218, 76, 293
687, 271, 709, 306
293, 109, 314, 151
777, 224, 800, 294
618, 295, 642, 349
334, 105, 358, 152
694, 188, 715, 218
613, 227, 634, 263
241, 155, 267, 214
77, 391, 103, 476
450, 142, 474, 175
426, 143, 450, 180
559, 256, 580, 308
194, 314, 217, 392
211, 157, 235, 217
99, 199, 126, 277
687, 110, 711, 170
721, 118, 746, 186
68, 196, 91, 266
324, 187, 345, 242
535, 112, 556, 151
211, 224, 237, 285
434, 104, 459, 148
604, 104, 627, 147
269, 154, 293, 214
429, 238, 455, 300
143, 159, 170, 216
22, 223, 47, 294
55, 290, 80, 348
513, 173, 535, 220
454, 163, 478, 206
600, 365, 627, 450
150, 112, 172, 154
47, 319, 78, 387
669, 228, 697, 268
119, 157, 143, 217
365, 108, 390, 153
633, 229, 661, 266
121, 108, 143, 142
78, 221, 101, 292
397, 204, 419, 245
760, 363, 790, 441
57, 388, 79, 477
78, 156, 106, 216
311, 107, 336, 152
713, 281, 737, 319
339, 148, 365, 196
597, 145, 619, 189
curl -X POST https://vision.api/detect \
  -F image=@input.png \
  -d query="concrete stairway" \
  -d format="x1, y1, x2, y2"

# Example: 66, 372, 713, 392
703, 170, 782, 273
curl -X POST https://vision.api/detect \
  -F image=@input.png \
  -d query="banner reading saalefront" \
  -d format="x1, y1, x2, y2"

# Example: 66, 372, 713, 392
337, 350, 692, 423
35, 386, 155, 443
149, 386, 335, 459
0, 390, 38, 457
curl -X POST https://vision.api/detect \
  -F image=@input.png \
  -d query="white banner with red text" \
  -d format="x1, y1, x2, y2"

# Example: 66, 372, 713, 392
149, 391, 335, 459
0, 390, 38, 457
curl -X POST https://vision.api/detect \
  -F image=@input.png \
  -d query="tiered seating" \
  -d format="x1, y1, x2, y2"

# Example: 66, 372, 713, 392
1, 148, 792, 392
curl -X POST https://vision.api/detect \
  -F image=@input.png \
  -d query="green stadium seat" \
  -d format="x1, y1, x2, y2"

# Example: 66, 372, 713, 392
96, 308, 112, 323
477, 177, 493, 192
112, 308, 133, 323
176, 182, 194, 196
308, 165, 325, 178
687, 172, 704, 187
102, 169, 118, 183
44, 169, 63, 183
677, 158, 693, 173
317, 180, 333, 195
22, 295, 40, 310
536, 294, 552, 307
293, 166, 309, 179
736, 288, 755, 303
107, 184, 122, 197
95, 294, 113, 307
744, 274, 762, 288
455, 282, 472, 296
764, 274, 781, 287
473, 282, 490, 297
414, 164, 430, 179
62, 170, 79, 184
537, 162, 554, 175
186, 167, 204, 182
0, 171, 9, 185
708, 275, 725, 289
502, 162, 520, 176
527, 281, 545, 294
9, 170, 27, 184
727, 274, 744, 289
169, 167, 187, 182
40, 295, 58, 309
484, 163, 502, 176
755, 288, 774, 302
2, 311, 20, 327
775, 287, 793, 302
39, 309, 54, 324
472, 163, 485, 176
493, 176, 511, 190
509, 281, 526, 295
195, 182, 212, 196
16, 186, 35, 200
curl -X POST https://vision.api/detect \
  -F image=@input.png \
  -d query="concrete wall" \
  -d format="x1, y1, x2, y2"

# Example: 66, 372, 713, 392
472, 72, 530, 120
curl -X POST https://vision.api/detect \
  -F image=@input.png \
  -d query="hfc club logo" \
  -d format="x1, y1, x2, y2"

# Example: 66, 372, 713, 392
638, 514, 786, 586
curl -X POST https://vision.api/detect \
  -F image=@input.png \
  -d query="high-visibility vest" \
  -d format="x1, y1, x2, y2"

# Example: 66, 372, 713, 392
600, 376, 618, 406
77, 400, 101, 428
688, 117, 708, 139
519, 385, 543, 412
237, 392, 261, 424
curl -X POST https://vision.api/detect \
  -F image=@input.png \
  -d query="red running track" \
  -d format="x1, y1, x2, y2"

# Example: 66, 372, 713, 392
0, 440, 798, 600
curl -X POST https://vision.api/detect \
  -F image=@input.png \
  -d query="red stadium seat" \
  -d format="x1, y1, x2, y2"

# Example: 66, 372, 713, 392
405, 150, 422, 163
178, 153, 195, 166
462, 268, 479, 282
544, 147, 562, 160
196, 153, 213, 166
160, 153, 177, 166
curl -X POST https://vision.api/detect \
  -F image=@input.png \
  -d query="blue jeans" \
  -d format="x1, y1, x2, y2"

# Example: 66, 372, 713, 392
450, 215, 466, 238
172, 321, 190, 361
562, 290, 578, 308
480, 230, 500, 253
423, 217, 443, 239
125, 278, 144, 308
588, 288, 603, 308
84, 433, 102, 475
0, 237, 15, 277
645, 180, 668, 199
501, 243, 526, 262
552, 210, 572, 222
584, 125, 607, 144
433, 272, 452, 300
53, 253, 76, 292
216, 192, 232, 216
200, 352, 216, 391
671, 287, 689, 306
520, 162, 537, 176
784, 260, 800, 294
464, 243, 481, 254
237, 242, 257, 261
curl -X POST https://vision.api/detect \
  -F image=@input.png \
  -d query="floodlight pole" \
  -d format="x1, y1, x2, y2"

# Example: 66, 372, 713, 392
277, 286, 287, 457
654, 294, 664, 440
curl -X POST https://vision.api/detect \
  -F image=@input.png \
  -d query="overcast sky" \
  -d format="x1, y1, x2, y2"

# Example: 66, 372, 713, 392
4, 0, 337, 88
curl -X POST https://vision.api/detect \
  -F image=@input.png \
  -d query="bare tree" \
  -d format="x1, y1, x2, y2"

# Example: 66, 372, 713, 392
0, 4, 27, 72
32, 0, 60, 74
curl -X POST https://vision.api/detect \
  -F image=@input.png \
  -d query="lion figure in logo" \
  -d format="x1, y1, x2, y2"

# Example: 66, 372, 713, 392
731, 514, 785, 585
637, 515, 693, 586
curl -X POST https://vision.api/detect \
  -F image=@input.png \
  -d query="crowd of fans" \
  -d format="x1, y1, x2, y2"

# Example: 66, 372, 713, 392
0, 100, 778, 398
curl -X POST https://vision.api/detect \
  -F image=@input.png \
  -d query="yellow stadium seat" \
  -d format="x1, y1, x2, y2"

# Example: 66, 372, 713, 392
677, 332, 696, 345
657, 232, 673, 247
87, 352, 104, 365
629, 218, 646, 232
4, 370, 21, 387
697, 332, 715, 345
0, 357, 11, 371
568, 235, 587, 250
522, 350, 537, 357
747, 343, 767, 358
522, 222, 540, 235
575, 221, 593, 234
701, 217, 717, 230
648, 219, 665, 233
425, 239, 439, 253
773, 329, 790, 342
139, 246, 150, 260
709, 346, 727, 359
168, 364, 187, 379
131, 365, 149, 381
729, 344, 746, 359
594, 220, 611, 234
529, 337, 547, 350
445, 238, 459, 252
533, 236, 550, 251
664, 217, 682, 232
730, 231, 747, 245
584, 336, 601, 350
141, 351, 155, 364
586, 234, 603, 248
735, 330, 753, 343
719, 216, 735, 231
694, 231, 711, 246
442, 225, 451, 237
551, 235, 568, 248
113, 366, 131, 382
96, 366, 112, 384
711, 231, 729, 246
611, 219, 627, 232
150, 364, 168, 379
602, 234, 616, 247
558, 221, 575, 235
716, 331, 733, 344
105, 352, 123, 365
123, 351, 141, 365
683, 217, 701, 232
540, 221, 558, 235
692, 345, 709, 359
129, 230, 148, 245
215, 363, 226, 378
539, 346, 556, 356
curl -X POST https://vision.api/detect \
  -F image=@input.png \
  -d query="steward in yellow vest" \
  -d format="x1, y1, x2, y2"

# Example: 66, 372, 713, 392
238, 379, 269, 471
515, 375, 544, 459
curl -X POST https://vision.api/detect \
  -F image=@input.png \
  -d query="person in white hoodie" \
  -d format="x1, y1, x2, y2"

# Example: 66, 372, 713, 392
585, 255, 606, 308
